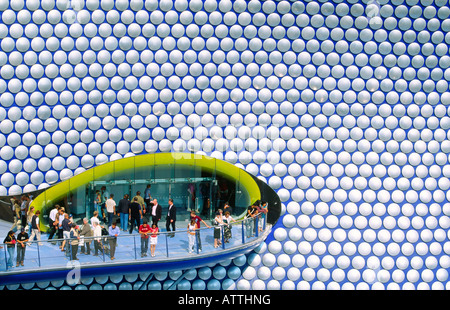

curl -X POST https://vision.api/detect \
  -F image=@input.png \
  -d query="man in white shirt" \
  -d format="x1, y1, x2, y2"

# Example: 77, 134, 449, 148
105, 194, 116, 226
92, 221, 104, 256
28, 210, 43, 246
151, 199, 162, 227
48, 205, 59, 240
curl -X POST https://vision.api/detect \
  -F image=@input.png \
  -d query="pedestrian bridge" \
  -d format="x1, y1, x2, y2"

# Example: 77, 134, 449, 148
0, 215, 271, 286
0, 153, 280, 287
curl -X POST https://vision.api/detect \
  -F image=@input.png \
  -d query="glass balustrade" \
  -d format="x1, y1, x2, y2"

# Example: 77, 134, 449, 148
0, 214, 267, 273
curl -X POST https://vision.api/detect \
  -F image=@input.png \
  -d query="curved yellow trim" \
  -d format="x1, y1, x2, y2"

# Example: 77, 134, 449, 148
31, 153, 261, 231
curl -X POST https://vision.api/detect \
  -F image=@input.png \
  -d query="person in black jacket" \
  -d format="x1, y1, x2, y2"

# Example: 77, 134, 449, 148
166, 198, 177, 237
118, 194, 130, 231
151, 199, 162, 228
129, 197, 142, 234
16, 228, 29, 266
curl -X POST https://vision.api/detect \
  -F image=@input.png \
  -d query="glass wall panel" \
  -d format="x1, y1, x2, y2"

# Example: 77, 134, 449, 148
23, 153, 281, 236
42, 181, 70, 223
131, 155, 153, 209
134, 154, 155, 183
32, 190, 48, 228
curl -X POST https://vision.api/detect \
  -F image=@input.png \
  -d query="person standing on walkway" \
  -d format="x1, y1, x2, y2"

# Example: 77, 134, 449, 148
223, 211, 235, 243
94, 190, 101, 217
90, 210, 101, 227
26, 206, 35, 235
257, 201, 268, 232
57, 207, 65, 243
187, 218, 197, 254
16, 227, 29, 267
80, 218, 93, 255
105, 194, 116, 226
20, 196, 29, 229
28, 210, 43, 246
108, 221, 120, 260
245, 203, 258, 238
61, 213, 71, 254
138, 219, 150, 257
48, 205, 59, 241
151, 199, 162, 228
213, 211, 226, 248
189, 211, 210, 252
133, 191, 146, 216
3, 230, 16, 269
69, 223, 80, 260
129, 197, 142, 234
118, 194, 130, 231
149, 223, 158, 257
92, 221, 103, 256
10, 199, 21, 232
100, 186, 109, 223
166, 198, 176, 237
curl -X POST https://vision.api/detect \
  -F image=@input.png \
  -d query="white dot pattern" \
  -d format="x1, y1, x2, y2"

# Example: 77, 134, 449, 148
0, 0, 449, 290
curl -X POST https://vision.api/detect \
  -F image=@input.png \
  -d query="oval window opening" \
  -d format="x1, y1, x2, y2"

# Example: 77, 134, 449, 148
5, 153, 280, 231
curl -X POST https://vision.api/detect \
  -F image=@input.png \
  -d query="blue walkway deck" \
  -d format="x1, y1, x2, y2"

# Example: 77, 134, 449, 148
0, 217, 270, 286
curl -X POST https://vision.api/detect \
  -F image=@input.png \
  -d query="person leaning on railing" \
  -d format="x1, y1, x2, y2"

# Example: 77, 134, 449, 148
108, 221, 120, 260
3, 230, 16, 269
69, 223, 80, 260
223, 211, 235, 243
149, 223, 158, 257
138, 218, 150, 257
190, 211, 210, 253
257, 201, 268, 232
245, 202, 259, 238
16, 227, 29, 267
28, 210, 43, 246
187, 218, 197, 254
80, 218, 93, 255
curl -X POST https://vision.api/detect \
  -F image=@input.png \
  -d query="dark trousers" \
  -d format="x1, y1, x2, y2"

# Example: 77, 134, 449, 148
141, 237, 149, 255
94, 240, 103, 255
166, 218, 176, 236
144, 199, 151, 211
81, 242, 91, 254
129, 216, 140, 234
48, 220, 55, 240
109, 237, 117, 258
71, 244, 78, 260
58, 228, 63, 245
17, 245, 26, 264
152, 216, 160, 227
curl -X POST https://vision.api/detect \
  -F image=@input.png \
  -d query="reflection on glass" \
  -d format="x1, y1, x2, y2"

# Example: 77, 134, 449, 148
1, 153, 280, 236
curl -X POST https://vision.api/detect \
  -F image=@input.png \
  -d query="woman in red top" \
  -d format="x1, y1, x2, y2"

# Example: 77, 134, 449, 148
149, 223, 159, 257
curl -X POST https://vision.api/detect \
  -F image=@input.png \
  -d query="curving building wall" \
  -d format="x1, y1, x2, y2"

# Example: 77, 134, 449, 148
0, 0, 450, 290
